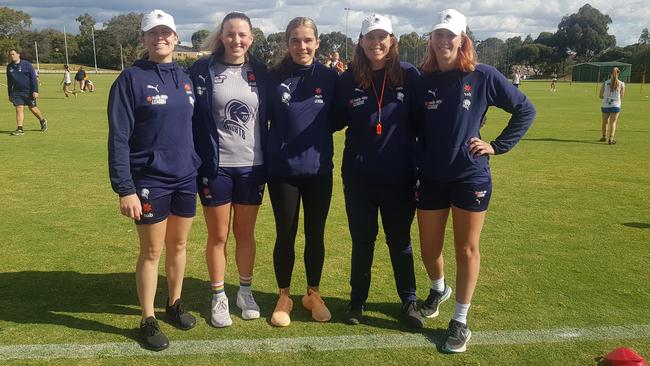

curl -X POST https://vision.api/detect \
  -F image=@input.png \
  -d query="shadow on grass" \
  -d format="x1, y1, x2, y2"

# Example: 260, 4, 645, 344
521, 137, 603, 145
0, 129, 44, 135
622, 222, 650, 229
0, 272, 447, 349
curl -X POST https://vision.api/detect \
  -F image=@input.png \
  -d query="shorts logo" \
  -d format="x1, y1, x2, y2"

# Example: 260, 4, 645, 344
140, 188, 150, 199
142, 202, 154, 218
474, 190, 487, 205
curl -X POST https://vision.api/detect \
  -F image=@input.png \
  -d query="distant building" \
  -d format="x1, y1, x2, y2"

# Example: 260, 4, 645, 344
173, 45, 211, 61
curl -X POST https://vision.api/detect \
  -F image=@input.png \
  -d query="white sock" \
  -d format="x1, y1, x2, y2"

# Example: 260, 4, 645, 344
452, 302, 470, 324
430, 277, 445, 292
239, 285, 252, 293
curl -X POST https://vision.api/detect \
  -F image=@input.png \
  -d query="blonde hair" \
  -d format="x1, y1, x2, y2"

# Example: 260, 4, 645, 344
421, 32, 477, 73
609, 67, 620, 91
203, 12, 253, 60
350, 34, 403, 89
272, 17, 319, 71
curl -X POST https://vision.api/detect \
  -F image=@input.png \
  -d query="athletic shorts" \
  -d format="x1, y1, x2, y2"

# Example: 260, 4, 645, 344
134, 179, 197, 225
416, 175, 492, 212
11, 95, 37, 107
601, 107, 620, 113
198, 166, 265, 206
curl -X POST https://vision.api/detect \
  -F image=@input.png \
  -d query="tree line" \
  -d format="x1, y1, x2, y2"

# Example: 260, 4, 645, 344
1, 4, 648, 79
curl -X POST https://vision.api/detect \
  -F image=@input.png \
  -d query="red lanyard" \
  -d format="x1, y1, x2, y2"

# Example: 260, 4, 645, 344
370, 71, 387, 135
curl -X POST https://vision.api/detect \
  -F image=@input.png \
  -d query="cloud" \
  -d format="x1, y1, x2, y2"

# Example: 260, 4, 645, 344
4, 0, 647, 46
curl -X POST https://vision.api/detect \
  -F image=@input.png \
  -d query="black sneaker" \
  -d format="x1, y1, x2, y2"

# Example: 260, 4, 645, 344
345, 305, 364, 325
443, 319, 472, 353
10, 128, 24, 136
421, 285, 452, 318
139, 316, 169, 351
166, 298, 196, 330
40, 119, 48, 132
401, 301, 425, 329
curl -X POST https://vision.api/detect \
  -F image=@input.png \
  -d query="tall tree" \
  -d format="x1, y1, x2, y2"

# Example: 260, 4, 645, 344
639, 28, 650, 45
398, 32, 428, 66
75, 13, 97, 65
249, 27, 271, 64
191, 29, 210, 51
266, 32, 286, 65
554, 4, 615, 61
319, 31, 354, 62
0, 7, 32, 55
96, 12, 143, 69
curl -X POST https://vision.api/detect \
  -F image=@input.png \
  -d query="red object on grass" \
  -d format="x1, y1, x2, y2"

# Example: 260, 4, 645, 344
605, 347, 647, 366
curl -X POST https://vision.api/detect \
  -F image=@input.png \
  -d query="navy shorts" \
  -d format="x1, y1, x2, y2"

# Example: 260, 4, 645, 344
416, 175, 492, 212
134, 179, 197, 225
11, 95, 37, 107
198, 166, 265, 206
601, 107, 620, 113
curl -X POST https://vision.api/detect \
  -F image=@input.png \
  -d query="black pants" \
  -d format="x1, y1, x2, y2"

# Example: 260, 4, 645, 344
344, 178, 417, 307
269, 174, 333, 289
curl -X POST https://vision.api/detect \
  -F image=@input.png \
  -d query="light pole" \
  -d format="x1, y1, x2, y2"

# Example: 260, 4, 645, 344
344, 7, 350, 61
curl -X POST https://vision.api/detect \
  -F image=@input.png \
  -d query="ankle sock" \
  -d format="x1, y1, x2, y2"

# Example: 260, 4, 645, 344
211, 281, 225, 295
452, 302, 470, 324
430, 277, 445, 292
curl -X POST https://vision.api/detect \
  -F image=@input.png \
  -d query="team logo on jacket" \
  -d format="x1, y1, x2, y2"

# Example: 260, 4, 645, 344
462, 84, 472, 110
314, 87, 324, 104
247, 71, 257, 87
214, 75, 226, 84
396, 87, 405, 102
280, 83, 291, 106
147, 94, 168, 105
425, 90, 442, 110
183, 83, 192, 94
140, 188, 150, 199
224, 99, 251, 139
350, 96, 368, 107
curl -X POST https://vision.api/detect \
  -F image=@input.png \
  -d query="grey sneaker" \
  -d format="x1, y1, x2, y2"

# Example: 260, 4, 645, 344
210, 294, 232, 327
421, 285, 452, 318
10, 128, 24, 136
401, 301, 425, 329
443, 319, 472, 353
236, 290, 260, 320
40, 118, 48, 132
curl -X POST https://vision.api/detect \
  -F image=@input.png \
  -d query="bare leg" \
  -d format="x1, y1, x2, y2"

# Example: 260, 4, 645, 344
601, 113, 609, 139
28, 106, 44, 121
204, 204, 232, 284
15, 105, 24, 128
232, 204, 260, 278
450, 206, 486, 304
136, 219, 168, 319
417, 208, 450, 281
608, 112, 620, 142
164, 215, 193, 305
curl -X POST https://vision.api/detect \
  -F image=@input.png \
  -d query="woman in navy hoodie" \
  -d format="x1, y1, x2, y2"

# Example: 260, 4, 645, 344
333, 13, 424, 329
267, 17, 338, 327
108, 10, 200, 351
188, 12, 268, 328
416, 9, 536, 353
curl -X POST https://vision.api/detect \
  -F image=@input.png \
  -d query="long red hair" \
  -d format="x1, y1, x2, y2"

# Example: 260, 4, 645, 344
421, 32, 477, 73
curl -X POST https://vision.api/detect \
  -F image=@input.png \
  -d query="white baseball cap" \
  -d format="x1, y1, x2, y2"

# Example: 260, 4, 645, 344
432, 9, 467, 36
141, 9, 176, 32
360, 14, 393, 36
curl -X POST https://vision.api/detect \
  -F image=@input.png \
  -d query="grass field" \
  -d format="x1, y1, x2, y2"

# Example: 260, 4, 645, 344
1, 73, 649, 365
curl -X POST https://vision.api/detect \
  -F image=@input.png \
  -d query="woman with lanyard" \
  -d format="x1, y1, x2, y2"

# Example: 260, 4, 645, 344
267, 17, 338, 327
189, 12, 268, 328
108, 9, 200, 351
333, 13, 424, 328
416, 9, 536, 353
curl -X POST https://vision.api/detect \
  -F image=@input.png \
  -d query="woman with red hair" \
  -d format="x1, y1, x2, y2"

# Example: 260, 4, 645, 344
416, 9, 536, 353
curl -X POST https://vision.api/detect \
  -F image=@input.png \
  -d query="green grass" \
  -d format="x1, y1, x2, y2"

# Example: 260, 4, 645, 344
1, 76, 649, 365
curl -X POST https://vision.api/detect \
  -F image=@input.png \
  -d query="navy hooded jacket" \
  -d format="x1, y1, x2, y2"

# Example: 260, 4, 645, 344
416, 64, 536, 181
6, 60, 38, 96
267, 61, 338, 178
188, 55, 269, 179
333, 62, 420, 183
107, 59, 201, 196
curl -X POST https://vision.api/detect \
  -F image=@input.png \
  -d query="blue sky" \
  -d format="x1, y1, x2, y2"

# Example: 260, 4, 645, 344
5, 0, 648, 46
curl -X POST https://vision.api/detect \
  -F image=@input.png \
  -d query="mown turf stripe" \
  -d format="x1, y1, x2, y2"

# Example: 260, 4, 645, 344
1, 325, 649, 360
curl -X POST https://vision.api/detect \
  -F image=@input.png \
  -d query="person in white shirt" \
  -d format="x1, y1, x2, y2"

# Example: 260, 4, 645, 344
599, 67, 625, 145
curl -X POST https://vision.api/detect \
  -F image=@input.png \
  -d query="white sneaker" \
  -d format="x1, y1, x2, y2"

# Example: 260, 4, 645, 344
236, 290, 260, 320
211, 294, 232, 327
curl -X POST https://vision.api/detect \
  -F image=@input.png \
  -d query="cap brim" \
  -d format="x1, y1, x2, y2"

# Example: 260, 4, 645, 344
432, 23, 463, 36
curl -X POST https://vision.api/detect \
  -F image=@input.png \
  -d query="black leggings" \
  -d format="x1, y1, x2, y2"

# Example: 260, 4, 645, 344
269, 174, 333, 289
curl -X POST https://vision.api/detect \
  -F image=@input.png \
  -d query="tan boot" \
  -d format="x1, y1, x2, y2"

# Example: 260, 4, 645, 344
302, 289, 331, 322
271, 295, 293, 327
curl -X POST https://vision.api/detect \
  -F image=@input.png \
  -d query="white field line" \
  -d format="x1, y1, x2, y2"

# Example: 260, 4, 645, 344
1, 325, 649, 360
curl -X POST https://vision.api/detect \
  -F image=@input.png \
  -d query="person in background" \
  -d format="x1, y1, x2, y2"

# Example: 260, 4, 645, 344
512, 68, 521, 88
6, 48, 47, 135
267, 17, 338, 327
61, 64, 73, 97
416, 9, 536, 353
550, 72, 557, 92
189, 11, 268, 328
75, 67, 86, 92
329, 51, 345, 74
599, 67, 625, 145
333, 13, 424, 329
107, 9, 200, 351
